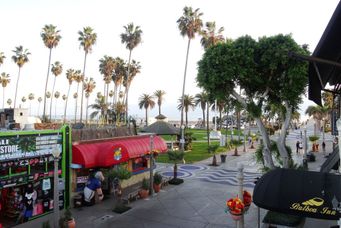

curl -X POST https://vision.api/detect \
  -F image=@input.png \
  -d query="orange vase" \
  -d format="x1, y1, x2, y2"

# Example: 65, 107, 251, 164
153, 184, 161, 193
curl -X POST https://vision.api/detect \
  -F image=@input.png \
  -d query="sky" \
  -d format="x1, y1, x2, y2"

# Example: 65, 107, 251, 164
0, 0, 339, 122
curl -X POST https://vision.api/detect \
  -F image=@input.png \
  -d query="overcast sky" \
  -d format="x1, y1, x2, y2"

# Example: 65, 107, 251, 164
0, 0, 339, 122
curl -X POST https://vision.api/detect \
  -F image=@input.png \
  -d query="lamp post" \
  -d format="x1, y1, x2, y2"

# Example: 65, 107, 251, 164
180, 125, 185, 152
303, 126, 307, 168
243, 123, 246, 153
237, 163, 244, 228
149, 134, 155, 196
52, 147, 61, 228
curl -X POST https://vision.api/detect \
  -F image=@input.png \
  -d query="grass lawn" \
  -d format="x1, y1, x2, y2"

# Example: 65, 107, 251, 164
156, 141, 228, 164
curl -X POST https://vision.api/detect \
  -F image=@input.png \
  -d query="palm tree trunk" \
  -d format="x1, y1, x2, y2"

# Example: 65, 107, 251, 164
14, 67, 21, 109
54, 99, 57, 121
64, 85, 71, 123
43, 48, 52, 121
185, 110, 188, 127
49, 76, 57, 121
124, 50, 132, 124
75, 83, 80, 123
80, 52, 87, 123
180, 39, 191, 128
173, 163, 177, 179
85, 97, 89, 126
145, 108, 148, 126
219, 109, 222, 130
206, 102, 210, 147
103, 83, 106, 103
202, 107, 206, 128
276, 101, 291, 168
158, 104, 161, 115
2, 87, 4, 109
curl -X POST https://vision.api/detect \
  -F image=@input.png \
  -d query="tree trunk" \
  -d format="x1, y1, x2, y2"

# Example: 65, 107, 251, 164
276, 102, 291, 168
185, 110, 188, 127
219, 109, 222, 130
43, 48, 52, 121
75, 83, 80, 123
49, 76, 57, 121
206, 102, 210, 148
85, 97, 89, 126
14, 67, 21, 109
145, 108, 148, 126
158, 104, 161, 115
180, 39, 191, 128
212, 154, 217, 166
80, 52, 87, 123
202, 107, 206, 128
124, 50, 132, 124
173, 163, 178, 179
255, 117, 275, 169
63, 85, 71, 123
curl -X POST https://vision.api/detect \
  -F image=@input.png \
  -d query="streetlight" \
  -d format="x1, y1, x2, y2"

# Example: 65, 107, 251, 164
243, 123, 247, 153
303, 126, 308, 169
180, 125, 185, 152
52, 146, 61, 228
149, 134, 155, 196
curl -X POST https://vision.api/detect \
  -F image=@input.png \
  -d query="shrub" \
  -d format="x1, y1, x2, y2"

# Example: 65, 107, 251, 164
153, 172, 162, 185
142, 178, 149, 190
169, 178, 184, 185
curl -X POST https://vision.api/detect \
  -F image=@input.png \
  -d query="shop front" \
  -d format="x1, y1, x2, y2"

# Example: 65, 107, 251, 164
71, 135, 167, 204
0, 126, 71, 227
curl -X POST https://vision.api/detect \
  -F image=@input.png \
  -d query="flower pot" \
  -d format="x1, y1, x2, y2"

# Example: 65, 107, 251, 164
229, 211, 243, 221
153, 183, 161, 193
65, 218, 76, 228
139, 189, 149, 199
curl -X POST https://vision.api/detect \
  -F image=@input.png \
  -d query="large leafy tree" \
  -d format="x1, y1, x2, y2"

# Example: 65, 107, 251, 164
78, 26, 97, 123
41, 24, 61, 121
177, 94, 195, 127
138, 93, 155, 126
0, 72, 10, 109
154, 90, 166, 115
49, 61, 63, 120
120, 23, 142, 123
12, 46, 30, 108
197, 34, 309, 169
177, 6, 203, 128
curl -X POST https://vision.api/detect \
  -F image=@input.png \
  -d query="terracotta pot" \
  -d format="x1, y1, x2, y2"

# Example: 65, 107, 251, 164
153, 183, 161, 193
67, 218, 76, 228
139, 189, 149, 199
229, 211, 243, 221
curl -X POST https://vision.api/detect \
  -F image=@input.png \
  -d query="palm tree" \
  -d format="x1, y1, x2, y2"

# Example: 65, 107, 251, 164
49, 61, 63, 120
123, 59, 141, 104
120, 23, 143, 122
0, 72, 10, 109
83, 78, 96, 125
177, 94, 195, 127
73, 92, 78, 122
89, 96, 108, 125
64, 69, 75, 123
154, 90, 166, 115
28, 93, 34, 115
112, 57, 126, 105
73, 70, 83, 123
45, 92, 51, 114
177, 6, 203, 128
194, 92, 207, 128
54, 91, 60, 120
21, 96, 27, 108
7, 99, 12, 108
305, 105, 329, 135
78, 26, 97, 123
12, 46, 30, 108
37, 97, 42, 116
138, 93, 155, 126
99, 55, 115, 104
0, 52, 5, 66
200, 21, 224, 49
41, 24, 61, 121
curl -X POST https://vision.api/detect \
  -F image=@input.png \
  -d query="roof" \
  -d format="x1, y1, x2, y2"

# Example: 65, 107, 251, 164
155, 114, 167, 120
72, 135, 168, 168
308, 1, 341, 105
141, 121, 180, 135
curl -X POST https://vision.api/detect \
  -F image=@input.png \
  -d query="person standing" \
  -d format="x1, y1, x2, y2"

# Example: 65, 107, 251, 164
83, 171, 104, 206
296, 141, 300, 154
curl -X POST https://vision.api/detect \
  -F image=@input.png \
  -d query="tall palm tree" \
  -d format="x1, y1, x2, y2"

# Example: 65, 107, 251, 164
73, 92, 78, 122
177, 6, 203, 128
7, 99, 12, 108
120, 23, 143, 122
21, 96, 26, 108
123, 59, 141, 103
73, 70, 83, 123
154, 90, 166, 115
0, 52, 5, 66
28, 93, 34, 115
12, 46, 30, 108
78, 26, 97, 123
89, 96, 108, 125
54, 91, 60, 120
37, 97, 42, 116
0, 72, 10, 109
49, 61, 63, 120
99, 55, 115, 104
83, 78, 96, 125
177, 94, 195, 127
305, 105, 329, 135
138, 93, 155, 126
45, 92, 51, 113
194, 92, 207, 128
64, 69, 75, 123
112, 57, 126, 105
41, 24, 61, 121
200, 21, 224, 49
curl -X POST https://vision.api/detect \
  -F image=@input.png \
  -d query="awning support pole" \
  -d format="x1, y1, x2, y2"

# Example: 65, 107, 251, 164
237, 163, 244, 228
313, 62, 325, 89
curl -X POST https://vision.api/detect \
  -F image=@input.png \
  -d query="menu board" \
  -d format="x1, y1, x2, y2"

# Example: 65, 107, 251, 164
0, 134, 62, 161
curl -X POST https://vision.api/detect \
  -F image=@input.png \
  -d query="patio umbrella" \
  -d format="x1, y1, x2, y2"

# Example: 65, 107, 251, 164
253, 168, 341, 220
140, 120, 180, 135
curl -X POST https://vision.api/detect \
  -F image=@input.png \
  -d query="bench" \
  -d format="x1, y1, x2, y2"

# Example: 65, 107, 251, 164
263, 211, 305, 228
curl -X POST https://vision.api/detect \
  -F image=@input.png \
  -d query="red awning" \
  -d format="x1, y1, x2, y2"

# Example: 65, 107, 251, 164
72, 135, 168, 168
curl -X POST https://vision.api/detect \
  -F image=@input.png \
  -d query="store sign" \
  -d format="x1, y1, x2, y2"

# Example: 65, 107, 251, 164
113, 147, 122, 161
0, 134, 62, 161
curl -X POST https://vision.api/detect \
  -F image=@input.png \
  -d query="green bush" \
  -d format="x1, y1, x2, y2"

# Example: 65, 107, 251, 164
142, 178, 149, 190
169, 178, 184, 185
309, 135, 319, 142
153, 172, 162, 185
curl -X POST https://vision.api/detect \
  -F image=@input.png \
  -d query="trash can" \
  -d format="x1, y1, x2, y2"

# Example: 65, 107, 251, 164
220, 154, 227, 163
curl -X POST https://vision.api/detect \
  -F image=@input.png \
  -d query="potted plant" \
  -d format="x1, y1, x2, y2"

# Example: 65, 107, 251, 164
167, 150, 185, 185
139, 178, 150, 198
226, 196, 245, 221
153, 172, 163, 193
243, 190, 252, 212
59, 209, 75, 228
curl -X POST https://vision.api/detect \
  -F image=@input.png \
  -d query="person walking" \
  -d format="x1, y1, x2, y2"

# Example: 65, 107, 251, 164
296, 141, 300, 154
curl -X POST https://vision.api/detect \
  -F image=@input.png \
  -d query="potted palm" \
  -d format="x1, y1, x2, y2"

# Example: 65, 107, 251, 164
153, 172, 163, 193
139, 178, 150, 198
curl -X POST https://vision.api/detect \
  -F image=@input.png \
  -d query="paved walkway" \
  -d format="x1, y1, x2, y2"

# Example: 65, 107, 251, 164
17, 120, 339, 228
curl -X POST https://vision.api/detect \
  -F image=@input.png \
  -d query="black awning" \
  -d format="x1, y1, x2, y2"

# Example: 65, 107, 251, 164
320, 145, 340, 173
308, 1, 341, 105
253, 168, 341, 220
